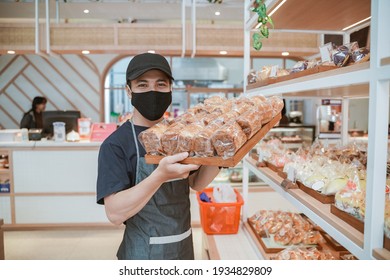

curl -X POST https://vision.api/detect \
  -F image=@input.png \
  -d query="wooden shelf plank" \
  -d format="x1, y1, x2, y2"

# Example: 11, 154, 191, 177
246, 62, 370, 98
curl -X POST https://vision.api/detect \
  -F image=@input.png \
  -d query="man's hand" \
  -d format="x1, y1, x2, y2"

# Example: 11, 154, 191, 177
154, 152, 200, 182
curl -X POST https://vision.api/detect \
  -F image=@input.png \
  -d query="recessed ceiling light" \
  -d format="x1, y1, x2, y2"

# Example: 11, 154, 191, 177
219, 50, 227, 55
82, 50, 90, 54
147, 50, 155, 54
7, 50, 15, 54
215, 11, 221, 16
83, 9, 90, 14
282, 51, 289, 56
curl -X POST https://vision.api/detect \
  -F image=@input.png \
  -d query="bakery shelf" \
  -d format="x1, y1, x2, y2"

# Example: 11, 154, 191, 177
243, 156, 366, 259
246, 62, 370, 98
381, 57, 390, 67
372, 248, 390, 260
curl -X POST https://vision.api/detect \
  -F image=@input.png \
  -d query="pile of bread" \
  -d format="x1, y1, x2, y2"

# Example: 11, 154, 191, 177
271, 246, 336, 260
139, 95, 283, 159
249, 210, 325, 246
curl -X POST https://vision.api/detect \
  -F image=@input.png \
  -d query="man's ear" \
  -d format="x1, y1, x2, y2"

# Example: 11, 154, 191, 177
126, 85, 132, 99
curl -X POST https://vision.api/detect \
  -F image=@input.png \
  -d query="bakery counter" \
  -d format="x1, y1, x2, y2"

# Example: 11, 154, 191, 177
0, 141, 110, 229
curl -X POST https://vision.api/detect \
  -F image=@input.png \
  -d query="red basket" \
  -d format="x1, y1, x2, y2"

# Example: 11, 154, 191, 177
197, 187, 244, 235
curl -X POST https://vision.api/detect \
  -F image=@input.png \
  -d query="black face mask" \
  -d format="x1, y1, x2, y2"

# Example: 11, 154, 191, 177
131, 90, 172, 121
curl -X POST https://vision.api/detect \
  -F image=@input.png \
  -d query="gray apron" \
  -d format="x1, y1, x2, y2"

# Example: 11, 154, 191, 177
116, 121, 194, 260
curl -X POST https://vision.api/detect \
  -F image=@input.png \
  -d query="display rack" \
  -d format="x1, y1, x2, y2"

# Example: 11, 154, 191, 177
242, 0, 390, 260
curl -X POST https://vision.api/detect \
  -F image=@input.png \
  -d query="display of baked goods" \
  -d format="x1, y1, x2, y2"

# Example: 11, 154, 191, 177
271, 246, 336, 260
248, 210, 325, 249
255, 138, 294, 170
141, 95, 284, 166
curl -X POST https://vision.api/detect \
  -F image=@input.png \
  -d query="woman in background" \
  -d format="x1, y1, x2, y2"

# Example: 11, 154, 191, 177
20, 96, 47, 129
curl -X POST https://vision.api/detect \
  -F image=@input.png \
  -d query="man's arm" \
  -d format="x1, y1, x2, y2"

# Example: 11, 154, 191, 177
104, 152, 199, 225
189, 165, 221, 192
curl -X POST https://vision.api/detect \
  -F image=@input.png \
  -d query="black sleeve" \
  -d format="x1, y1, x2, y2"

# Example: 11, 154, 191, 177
20, 113, 32, 129
96, 141, 133, 205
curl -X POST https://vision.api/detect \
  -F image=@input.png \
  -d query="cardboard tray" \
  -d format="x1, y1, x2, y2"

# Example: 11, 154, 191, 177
296, 181, 335, 204
247, 65, 338, 90
145, 113, 281, 167
330, 204, 364, 233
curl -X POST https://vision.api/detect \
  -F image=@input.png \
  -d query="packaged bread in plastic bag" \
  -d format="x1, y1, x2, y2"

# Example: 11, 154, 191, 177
138, 118, 171, 155
211, 121, 247, 159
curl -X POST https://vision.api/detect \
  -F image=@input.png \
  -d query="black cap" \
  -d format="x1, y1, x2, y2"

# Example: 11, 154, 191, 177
126, 53, 174, 83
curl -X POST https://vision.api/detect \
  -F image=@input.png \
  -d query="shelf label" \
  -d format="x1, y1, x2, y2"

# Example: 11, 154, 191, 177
319, 42, 333, 63
270, 65, 278, 78
287, 166, 297, 183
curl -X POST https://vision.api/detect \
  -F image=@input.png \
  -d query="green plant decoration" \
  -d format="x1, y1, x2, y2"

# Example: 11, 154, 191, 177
251, 0, 274, 50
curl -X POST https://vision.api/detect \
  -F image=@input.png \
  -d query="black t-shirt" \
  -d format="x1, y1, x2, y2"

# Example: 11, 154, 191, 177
96, 121, 148, 205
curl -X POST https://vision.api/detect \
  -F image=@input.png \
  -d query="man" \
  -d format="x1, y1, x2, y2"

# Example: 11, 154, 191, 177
96, 53, 220, 260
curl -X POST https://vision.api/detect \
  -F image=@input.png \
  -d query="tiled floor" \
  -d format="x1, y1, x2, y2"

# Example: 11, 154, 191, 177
3, 227, 204, 260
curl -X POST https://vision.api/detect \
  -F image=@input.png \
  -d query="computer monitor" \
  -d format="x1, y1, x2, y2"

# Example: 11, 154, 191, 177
42, 110, 81, 138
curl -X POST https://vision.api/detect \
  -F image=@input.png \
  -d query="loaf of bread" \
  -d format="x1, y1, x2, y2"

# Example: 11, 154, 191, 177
211, 121, 247, 159
138, 120, 169, 155
258, 101, 274, 124
232, 101, 254, 115
236, 109, 263, 138
268, 96, 284, 117
161, 122, 204, 155
192, 122, 222, 157
203, 95, 227, 105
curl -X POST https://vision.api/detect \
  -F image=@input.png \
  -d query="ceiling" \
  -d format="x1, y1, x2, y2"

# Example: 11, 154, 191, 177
0, 0, 372, 57
0, 0, 371, 30
0, 0, 243, 25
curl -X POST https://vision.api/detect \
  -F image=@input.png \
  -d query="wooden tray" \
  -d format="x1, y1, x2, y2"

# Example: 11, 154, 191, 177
247, 219, 286, 253
247, 215, 320, 254
145, 113, 282, 167
321, 232, 347, 251
296, 181, 335, 204
330, 204, 364, 233
246, 65, 338, 90
263, 161, 283, 173
384, 234, 390, 251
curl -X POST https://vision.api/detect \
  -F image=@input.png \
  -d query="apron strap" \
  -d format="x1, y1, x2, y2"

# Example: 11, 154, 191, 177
149, 228, 192, 245
130, 119, 140, 177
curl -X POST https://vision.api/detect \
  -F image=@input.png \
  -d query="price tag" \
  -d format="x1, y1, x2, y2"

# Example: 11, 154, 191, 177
312, 180, 325, 191
270, 65, 278, 77
258, 149, 264, 162
319, 42, 333, 63
287, 166, 297, 183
